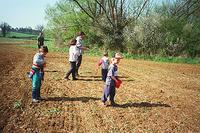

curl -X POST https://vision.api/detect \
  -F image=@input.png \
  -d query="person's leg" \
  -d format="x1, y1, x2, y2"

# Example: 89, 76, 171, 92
32, 71, 40, 102
76, 55, 82, 75
64, 62, 73, 79
102, 69, 107, 82
109, 86, 116, 104
71, 62, 77, 80
101, 85, 111, 102
36, 78, 43, 100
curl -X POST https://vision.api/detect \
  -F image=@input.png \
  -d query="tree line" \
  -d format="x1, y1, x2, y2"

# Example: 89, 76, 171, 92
0, 22, 45, 37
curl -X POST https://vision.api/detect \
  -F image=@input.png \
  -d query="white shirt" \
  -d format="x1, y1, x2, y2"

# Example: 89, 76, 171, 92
69, 45, 80, 62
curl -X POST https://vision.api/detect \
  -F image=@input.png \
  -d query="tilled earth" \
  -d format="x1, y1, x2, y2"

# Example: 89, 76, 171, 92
0, 39, 200, 133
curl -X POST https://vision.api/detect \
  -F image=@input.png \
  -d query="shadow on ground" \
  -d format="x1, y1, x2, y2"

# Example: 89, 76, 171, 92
45, 96, 100, 103
111, 102, 171, 108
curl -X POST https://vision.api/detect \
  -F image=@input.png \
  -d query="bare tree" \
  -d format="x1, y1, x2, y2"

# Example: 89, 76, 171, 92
35, 24, 44, 32
68, 0, 150, 51
0, 22, 11, 37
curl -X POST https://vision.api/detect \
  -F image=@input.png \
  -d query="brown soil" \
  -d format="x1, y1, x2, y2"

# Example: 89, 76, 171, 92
0, 39, 200, 133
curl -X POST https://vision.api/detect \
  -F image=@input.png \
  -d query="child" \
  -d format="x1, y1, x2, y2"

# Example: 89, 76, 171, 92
98, 52, 110, 82
29, 46, 48, 102
64, 38, 80, 80
101, 53, 123, 107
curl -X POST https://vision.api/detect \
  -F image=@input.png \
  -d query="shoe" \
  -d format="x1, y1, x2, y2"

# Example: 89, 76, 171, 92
110, 101, 117, 106
72, 78, 78, 80
32, 99, 39, 103
102, 102, 107, 107
38, 97, 45, 100
64, 76, 70, 80
76, 74, 80, 77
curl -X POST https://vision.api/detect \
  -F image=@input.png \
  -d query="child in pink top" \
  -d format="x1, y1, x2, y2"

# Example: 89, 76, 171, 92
98, 52, 110, 81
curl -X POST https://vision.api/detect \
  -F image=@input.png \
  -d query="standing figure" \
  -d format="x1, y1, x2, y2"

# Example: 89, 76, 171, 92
98, 52, 110, 82
37, 32, 44, 49
101, 53, 123, 107
75, 31, 90, 77
64, 39, 80, 80
29, 46, 48, 102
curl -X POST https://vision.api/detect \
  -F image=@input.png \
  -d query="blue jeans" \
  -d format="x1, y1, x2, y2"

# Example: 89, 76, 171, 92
76, 55, 82, 74
101, 69, 108, 82
65, 61, 76, 79
32, 70, 42, 99
101, 85, 116, 102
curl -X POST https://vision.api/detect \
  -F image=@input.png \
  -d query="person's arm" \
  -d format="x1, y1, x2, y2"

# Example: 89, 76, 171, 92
98, 59, 103, 66
78, 46, 90, 51
111, 76, 118, 83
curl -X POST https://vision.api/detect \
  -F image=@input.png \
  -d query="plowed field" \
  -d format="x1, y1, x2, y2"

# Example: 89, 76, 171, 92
0, 39, 200, 133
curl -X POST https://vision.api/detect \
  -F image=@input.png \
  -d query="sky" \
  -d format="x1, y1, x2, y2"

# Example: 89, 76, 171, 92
0, 0, 58, 29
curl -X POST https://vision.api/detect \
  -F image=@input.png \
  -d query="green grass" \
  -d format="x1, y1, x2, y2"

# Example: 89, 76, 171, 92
21, 40, 69, 52
1, 34, 198, 64
1, 32, 37, 40
0, 32, 52, 41
21, 41, 200, 64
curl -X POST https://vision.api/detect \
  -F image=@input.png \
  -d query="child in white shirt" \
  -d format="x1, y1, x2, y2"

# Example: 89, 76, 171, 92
64, 39, 80, 80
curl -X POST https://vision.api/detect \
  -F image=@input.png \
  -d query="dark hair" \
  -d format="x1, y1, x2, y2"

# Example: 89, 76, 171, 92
39, 46, 48, 53
69, 38, 77, 45
77, 31, 85, 36
103, 52, 108, 56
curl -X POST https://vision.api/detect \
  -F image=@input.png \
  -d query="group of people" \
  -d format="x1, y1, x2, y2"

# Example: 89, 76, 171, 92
30, 31, 123, 107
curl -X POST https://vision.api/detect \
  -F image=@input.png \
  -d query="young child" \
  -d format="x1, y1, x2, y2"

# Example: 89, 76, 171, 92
98, 52, 110, 82
64, 38, 80, 80
101, 53, 123, 107
29, 46, 48, 102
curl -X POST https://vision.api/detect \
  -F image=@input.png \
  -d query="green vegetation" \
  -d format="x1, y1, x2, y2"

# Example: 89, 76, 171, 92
0, 32, 37, 40
45, 0, 200, 59
46, 107, 61, 115
13, 99, 23, 109
20, 40, 200, 64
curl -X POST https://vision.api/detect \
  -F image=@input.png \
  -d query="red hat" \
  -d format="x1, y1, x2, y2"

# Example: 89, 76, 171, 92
112, 53, 123, 59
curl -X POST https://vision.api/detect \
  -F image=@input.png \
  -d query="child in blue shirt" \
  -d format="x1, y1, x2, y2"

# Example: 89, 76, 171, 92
101, 53, 123, 107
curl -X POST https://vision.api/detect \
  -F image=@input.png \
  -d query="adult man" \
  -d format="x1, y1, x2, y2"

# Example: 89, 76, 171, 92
75, 31, 90, 77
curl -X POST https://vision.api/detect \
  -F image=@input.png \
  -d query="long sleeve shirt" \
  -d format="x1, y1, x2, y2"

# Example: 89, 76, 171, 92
98, 56, 110, 69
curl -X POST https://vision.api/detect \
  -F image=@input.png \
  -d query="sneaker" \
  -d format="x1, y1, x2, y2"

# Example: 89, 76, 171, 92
64, 76, 70, 80
110, 101, 117, 106
102, 101, 107, 107
72, 78, 78, 81
32, 99, 39, 103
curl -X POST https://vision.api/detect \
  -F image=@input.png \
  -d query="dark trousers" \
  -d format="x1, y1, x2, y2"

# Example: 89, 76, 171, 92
101, 85, 116, 102
101, 69, 108, 82
38, 44, 43, 49
32, 87, 41, 99
65, 61, 76, 79
76, 55, 82, 74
